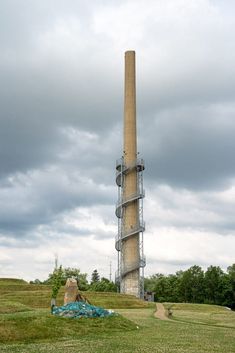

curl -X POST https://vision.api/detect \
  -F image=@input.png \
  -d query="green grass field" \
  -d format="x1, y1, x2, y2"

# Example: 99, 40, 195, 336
0, 278, 234, 353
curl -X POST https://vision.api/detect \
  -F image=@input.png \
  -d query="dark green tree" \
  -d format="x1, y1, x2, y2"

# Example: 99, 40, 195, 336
178, 266, 204, 303
29, 279, 41, 284
204, 266, 224, 304
226, 264, 235, 308
61, 267, 88, 290
51, 265, 63, 299
167, 274, 181, 302
45, 267, 88, 290
144, 263, 235, 307
91, 269, 100, 283
144, 275, 156, 292
227, 264, 235, 295
90, 277, 117, 292
157, 275, 173, 302
145, 272, 182, 302
219, 272, 233, 307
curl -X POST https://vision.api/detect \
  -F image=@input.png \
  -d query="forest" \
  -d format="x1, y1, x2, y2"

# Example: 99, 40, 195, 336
31, 264, 235, 309
144, 264, 235, 309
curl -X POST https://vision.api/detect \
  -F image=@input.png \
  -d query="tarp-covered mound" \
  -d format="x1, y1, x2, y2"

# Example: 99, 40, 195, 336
52, 301, 116, 318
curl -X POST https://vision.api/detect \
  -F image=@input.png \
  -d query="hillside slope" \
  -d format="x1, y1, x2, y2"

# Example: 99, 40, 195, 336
0, 278, 234, 353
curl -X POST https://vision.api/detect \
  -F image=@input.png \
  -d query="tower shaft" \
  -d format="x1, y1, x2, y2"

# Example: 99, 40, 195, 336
124, 51, 137, 163
115, 51, 145, 298
123, 51, 139, 296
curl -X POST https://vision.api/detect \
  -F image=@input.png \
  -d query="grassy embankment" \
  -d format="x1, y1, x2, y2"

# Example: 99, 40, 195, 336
0, 278, 235, 353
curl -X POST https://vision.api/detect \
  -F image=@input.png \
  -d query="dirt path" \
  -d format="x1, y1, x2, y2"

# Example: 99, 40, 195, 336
154, 303, 170, 321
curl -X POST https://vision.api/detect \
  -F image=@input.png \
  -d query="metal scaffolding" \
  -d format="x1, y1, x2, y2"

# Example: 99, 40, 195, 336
115, 157, 146, 298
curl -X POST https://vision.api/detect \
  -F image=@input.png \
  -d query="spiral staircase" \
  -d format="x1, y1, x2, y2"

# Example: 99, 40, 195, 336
115, 157, 146, 298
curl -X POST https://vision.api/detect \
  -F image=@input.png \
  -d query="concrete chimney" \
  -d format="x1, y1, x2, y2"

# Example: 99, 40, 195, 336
115, 51, 145, 298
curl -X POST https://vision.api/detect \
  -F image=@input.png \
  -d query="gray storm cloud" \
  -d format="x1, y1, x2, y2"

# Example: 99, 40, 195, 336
0, 0, 235, 279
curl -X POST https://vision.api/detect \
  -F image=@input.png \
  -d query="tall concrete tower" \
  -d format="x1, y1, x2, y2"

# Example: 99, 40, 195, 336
115, 51, 145, 298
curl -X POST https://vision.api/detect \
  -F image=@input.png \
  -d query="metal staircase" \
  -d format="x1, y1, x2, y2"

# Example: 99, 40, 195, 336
115, 157, 146, 298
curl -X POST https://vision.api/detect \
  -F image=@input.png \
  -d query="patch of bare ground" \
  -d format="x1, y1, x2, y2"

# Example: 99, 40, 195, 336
154, 303, 171, 321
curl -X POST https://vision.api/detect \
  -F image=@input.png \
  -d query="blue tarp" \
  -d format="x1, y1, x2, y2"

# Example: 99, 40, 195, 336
52, 301, 116, 318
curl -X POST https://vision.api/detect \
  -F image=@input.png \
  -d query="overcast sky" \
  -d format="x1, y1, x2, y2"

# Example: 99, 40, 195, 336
0, 0, 235, 281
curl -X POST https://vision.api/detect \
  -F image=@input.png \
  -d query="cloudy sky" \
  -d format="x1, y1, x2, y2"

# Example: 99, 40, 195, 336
0, 0, 235, 281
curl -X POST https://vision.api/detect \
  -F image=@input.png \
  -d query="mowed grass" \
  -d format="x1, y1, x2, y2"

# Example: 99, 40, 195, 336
0, 309, 136, 343
0, 278, 235, 353
166, 302, 235, 328
0, 278, 150, 345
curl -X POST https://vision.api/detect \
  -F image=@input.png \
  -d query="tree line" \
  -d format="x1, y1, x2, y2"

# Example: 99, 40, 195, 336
31, 267, 117, 293
144, 264, 235, 309
31, 263, 235, 309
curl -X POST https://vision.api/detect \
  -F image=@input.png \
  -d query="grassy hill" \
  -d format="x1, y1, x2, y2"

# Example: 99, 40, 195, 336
0, 278, 234, 353
0, 278, 27, 285
0, 278, 150, 309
